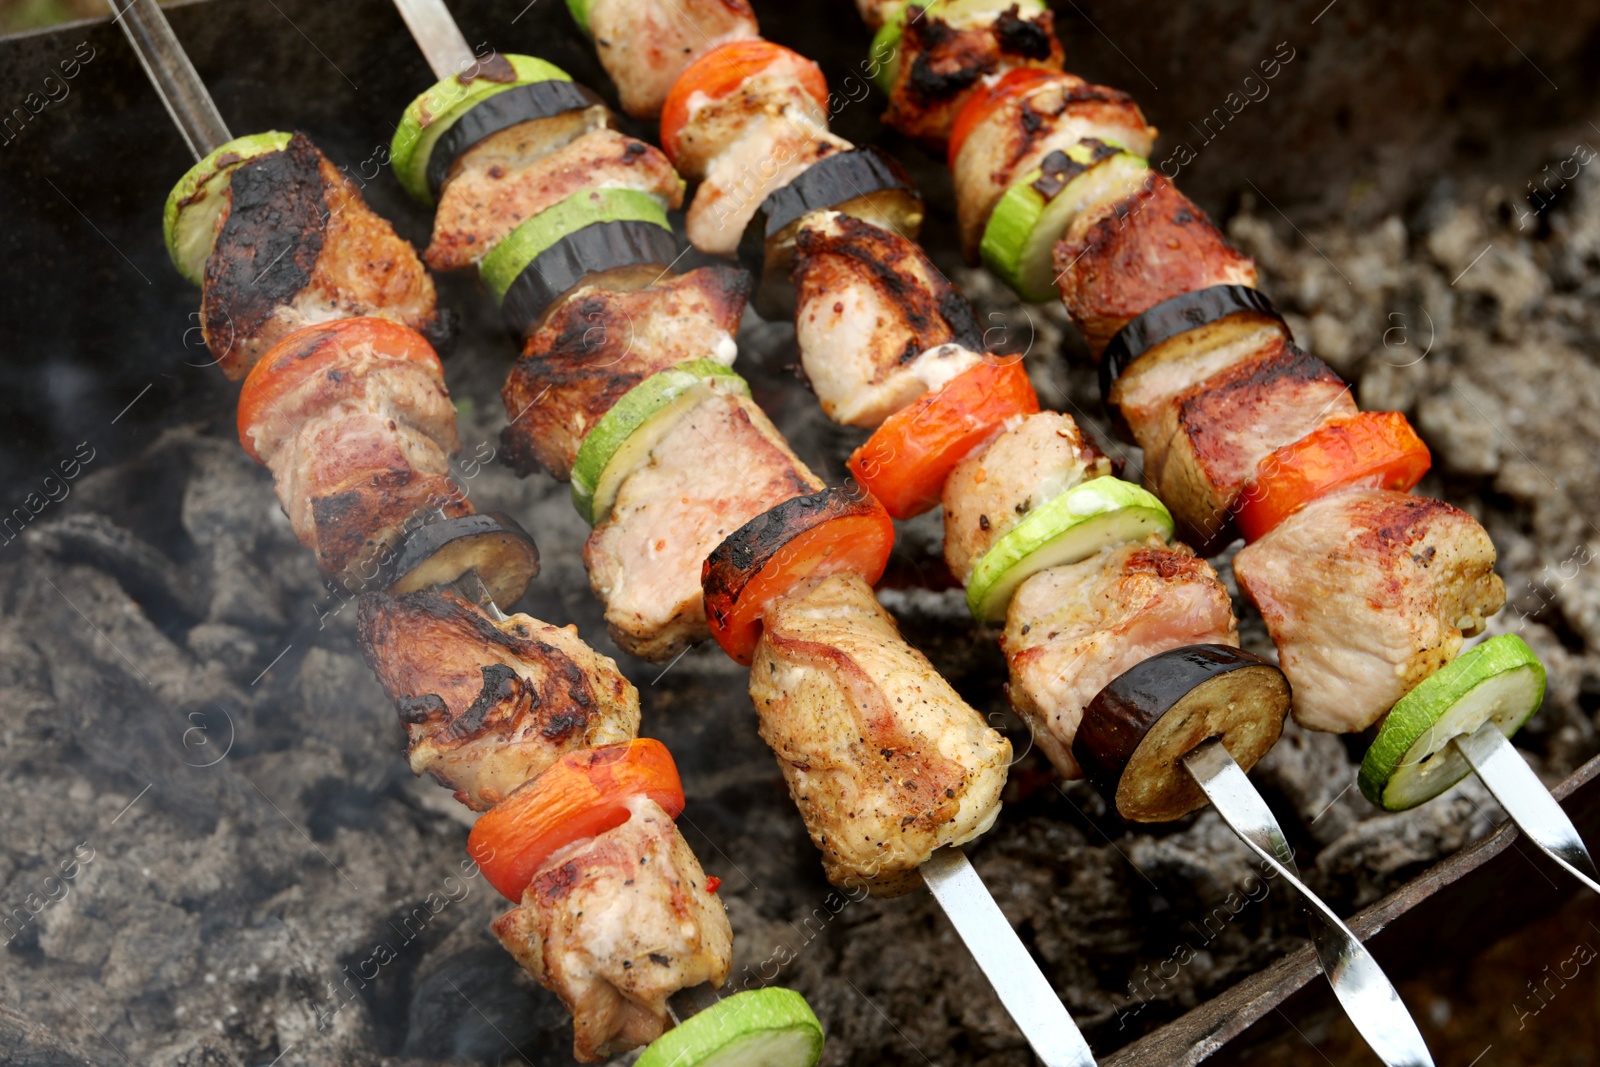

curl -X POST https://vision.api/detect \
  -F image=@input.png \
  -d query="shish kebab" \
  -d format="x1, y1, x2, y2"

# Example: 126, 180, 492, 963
564, 8, 1439, 1065
856, 0, 1599, 892
379, 0, 1098, 1061
572, 0, 1597, 895
108, 2, 829, 1065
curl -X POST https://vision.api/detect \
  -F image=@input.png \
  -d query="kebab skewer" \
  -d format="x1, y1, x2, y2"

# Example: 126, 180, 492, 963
379, 1, 1100, 1061
109, 3, 826, 1063
565, 11, 1453, 1064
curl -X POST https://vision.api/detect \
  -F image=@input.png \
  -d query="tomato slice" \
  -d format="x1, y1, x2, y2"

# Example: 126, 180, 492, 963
947, 67, 1061, 170
237, 317, 441, 464
1234, 410, 1432, 542
847, 358, 1040, 519
468, 739, 686, 901
703, 485, 896, 665
660, 39, 828, 167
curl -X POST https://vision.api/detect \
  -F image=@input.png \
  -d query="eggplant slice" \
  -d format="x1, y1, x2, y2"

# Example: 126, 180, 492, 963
501, 219, 679, 337
737, 148, 924, 320
1073, 643, 1289, 822
425, 81, 608, 197
1099, 284, 1286, 398
385, 512, 541, 607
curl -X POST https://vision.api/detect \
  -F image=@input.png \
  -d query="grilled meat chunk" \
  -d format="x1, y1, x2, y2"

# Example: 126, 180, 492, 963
1108, 313, 1289, 450
587, 0, 759, 118
357, 589, 640, 810
584, 391, 821, 660
749, 572, 1011, 896
256, 339, 465, 586
952, 71, 1155, 261
942, 412, 1114, 585
880, 2, 1064, 149
1054, 175, 1257, 357
426, 127, 682, 272
1146, 343, 1356, 553
1233, 488, 1507, 733
669, 48, 831, 181
501, 266, 750, 480
1003, 538, 1237, 778
202, 133, 437, 380
791, 211, 985, 426
492, 797, 732, 1062
687, 123, 854, 257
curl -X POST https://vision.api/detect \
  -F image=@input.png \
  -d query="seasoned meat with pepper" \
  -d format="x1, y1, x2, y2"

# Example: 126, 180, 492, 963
357, 589, 640, 811
1054, 174, 1257, 357
942, 411, 1114, 584
687, 123, 854, 257
1233, 488, 1507, 733
586, 0, 759, 118
880, 2, 1064, 149
669, 47, 831, 181
501, 266, 749, 479
426, 126, 681, 272
1003, 538, 1238, 778
749, 572, 1011, 896
952, 71, 1155, 261
584, 391, 821, 660
1146, 342, 1356, 553
791, 211, 985, 426
492, 796, 732, 1062
202, 133, 437, 380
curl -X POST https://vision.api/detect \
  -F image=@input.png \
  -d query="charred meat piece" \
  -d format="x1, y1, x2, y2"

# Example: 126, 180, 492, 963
882, 2, 1064, 149
501, 266, 750, 480
1233, 487, 1507, 733
1146, 342, 1357, 552
791, 211, 984, 426
1054, 175, 1257, 357
952, 71, 1155, 261
492, 796, 732, 1062
357, 589, 640, 810
749, 572, 1012, 896
942, 411, 1114, 585
427, 127, 683, 272
583, 391, 822, 660
1002, 537, 1239, 778
687, 123, 854, 257
670, 47, 832, 181
587, 0, 759, 118
202, 134, 437, 380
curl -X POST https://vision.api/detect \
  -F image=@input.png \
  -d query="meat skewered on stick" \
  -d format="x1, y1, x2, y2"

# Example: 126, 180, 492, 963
108, 4, 825, 1063
380, 4, 1100, 1062
562, 11, 1449, 1065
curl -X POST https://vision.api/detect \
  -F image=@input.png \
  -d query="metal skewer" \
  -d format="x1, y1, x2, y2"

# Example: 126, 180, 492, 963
385, 0, 1102, 1059
107, 0, 230, 160
1453, 721, 1600, 894
1183, 738, 1435, 1067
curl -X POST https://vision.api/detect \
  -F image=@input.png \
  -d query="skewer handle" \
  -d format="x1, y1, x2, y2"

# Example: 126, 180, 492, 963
106, 0, 230, 160
389, 0, 480, 80
922, 847, 1097, 1067
1182, 738, 1435, 1067
1453, 721, 1600, 894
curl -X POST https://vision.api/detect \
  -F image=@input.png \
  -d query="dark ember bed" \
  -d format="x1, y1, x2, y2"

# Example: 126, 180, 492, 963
2, 2, 1600, 1065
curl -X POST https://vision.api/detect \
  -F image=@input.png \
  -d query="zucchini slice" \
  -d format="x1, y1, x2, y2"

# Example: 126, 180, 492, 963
391, 54, 573, 205
163, 131, 292, 285
981, 142, 1149, 303
384, 512, 541, 605
571, 360, 751, 525
870, 0, 1048, 93
1359, 635, 1546, 812
635, 988, 824, 1067
737, 148, 924, 320
423, 80, 608, 198
1073, 644, 1290, 822
1100, 284, 1287, 398
565, 0, 594, 35
479, 188, 676, 335
966, 477, 1174, 623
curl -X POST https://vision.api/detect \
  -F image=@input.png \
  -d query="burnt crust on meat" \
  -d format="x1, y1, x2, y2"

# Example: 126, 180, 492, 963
793, 213, 981, 350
